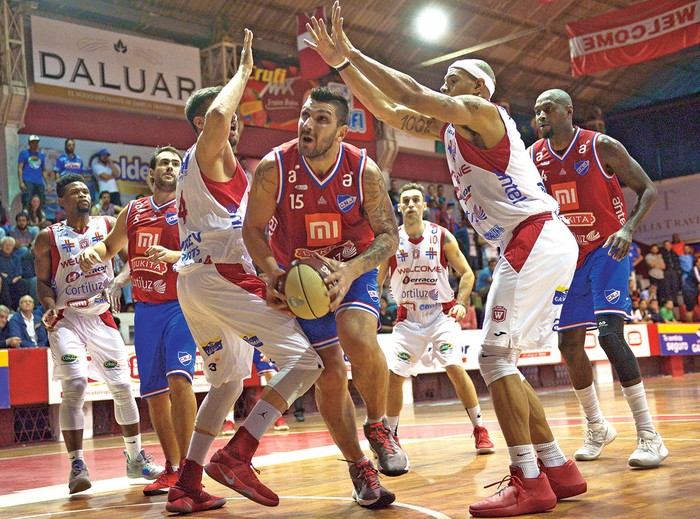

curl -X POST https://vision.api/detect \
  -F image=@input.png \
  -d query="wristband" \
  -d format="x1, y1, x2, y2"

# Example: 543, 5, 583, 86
334, 59, 351, 72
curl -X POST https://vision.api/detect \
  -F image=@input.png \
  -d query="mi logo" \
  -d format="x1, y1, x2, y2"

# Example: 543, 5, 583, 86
136, 227, 162, 254
551, 181, 579, 211
306, 213, 341, 246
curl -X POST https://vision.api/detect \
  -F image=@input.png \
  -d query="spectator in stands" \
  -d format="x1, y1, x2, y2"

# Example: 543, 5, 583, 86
684, 256, 700, 315
54, 138, 84, 179
440, 200, 456, 233
647, 300, 663, 323
458, 299, 478, 330
7, 294, 48, 347
379, 295, 396, 333
0, 304, 21, 348
630, 300, 644, 323
388, 179, 400, 213
645, 244, 668, 300
90, 191, 123, 217
26, 195, 49, 231
661, 240, 682, 300
92, 149, 121, 206
475, 259, 497, 301
628, 241, 643, 288
670, 233, 685, 257
453, 214, 474, 267
659, 299, 677, 323
9, 212, 38, 256
18, 135, 48, 209
0, 237, 30, 310
0, 191, 10, 234
639, 299, 651, 323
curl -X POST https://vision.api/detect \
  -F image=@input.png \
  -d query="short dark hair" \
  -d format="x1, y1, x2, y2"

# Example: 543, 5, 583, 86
56, 173, 86, 198
309, 87, 349, 126
399, 182, 425, 198
99, 190, 110, 199
64, 138, 75, 148
150, 145, 182, 169
15, 211, 29, 222
184, 86, 223, 133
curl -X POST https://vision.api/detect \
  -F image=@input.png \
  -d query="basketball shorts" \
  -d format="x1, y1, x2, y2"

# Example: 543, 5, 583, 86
49, 310, 131, 385
298, 269, 380, 350
134, 300, 197, 398
557, 245, 633, 331
389, 307, 462, 377
177, 263, 319, 388
253, 347, 277, 375
482, 214, 577, 351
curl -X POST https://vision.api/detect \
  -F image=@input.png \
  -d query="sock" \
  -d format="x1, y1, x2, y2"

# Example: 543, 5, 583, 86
366, 416, 384, 425
243, 399, 281, 441
387, 416, 400, 436
466, 405, 483, 427
225, 410, 235, 423
534, 440, 567, 468
187, 431, 216, 466
355, 455, 370, 464
123, 434, 141, 460
574, 384, 604, 424
68, 449, 84, 463
621, 382, 655, 434
508, 445, 539, 478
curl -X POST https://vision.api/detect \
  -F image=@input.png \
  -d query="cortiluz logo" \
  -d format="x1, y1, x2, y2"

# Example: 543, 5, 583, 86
305, 213, 341, 247
135, 227, 162, 254
551, 181, 579, 211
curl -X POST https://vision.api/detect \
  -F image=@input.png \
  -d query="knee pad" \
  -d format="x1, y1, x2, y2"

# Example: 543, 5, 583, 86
265, 363, 323, 408
107, 383, 140, 426
596, 314, 641, 383
478, 345, 521, 386
195, 380, 243, 435
60, 378, 87, 430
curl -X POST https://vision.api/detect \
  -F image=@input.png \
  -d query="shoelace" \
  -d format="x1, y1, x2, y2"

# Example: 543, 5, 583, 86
636, 436, 654, 452
356, 462, 381, 491
483, 473, 525, 495
369, 424, 396, 455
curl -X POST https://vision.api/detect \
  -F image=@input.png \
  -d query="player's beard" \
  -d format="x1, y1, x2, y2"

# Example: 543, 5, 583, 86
299, 133, 335, 159
542, 128, 554, 139
154, 176, 176, 193
77, 205, 90, 214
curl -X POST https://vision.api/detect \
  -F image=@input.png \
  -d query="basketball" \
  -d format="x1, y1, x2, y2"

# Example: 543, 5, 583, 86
282, 257, 334, 320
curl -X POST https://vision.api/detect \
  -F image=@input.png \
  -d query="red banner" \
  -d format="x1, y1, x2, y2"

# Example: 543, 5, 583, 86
566, 0, 700, 76
297, 6, 331, 80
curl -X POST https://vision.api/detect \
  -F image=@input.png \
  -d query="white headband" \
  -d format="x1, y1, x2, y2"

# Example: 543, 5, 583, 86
449, 60, 495, 99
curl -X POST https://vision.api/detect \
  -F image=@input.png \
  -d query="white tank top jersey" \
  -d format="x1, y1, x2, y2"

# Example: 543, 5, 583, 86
440, 106, 558, 249
48, 217, 113, 314
389, 223, 454, 319
175, 143, 256, 274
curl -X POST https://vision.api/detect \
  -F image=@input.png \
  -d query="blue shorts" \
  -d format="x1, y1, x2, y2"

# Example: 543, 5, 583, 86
253, 347, 277, 375
134, 300, 197, 398
557, 245, 632, 331
298, 269, 380, 350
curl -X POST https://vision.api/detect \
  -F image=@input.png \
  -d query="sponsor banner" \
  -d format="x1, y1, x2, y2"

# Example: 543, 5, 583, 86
566, 0, 700, 76
623, 175, 700, 245
31, 16, 200, 113
240, 63, 373, 141
657, 323, 700, 355
582, 323, 651, 361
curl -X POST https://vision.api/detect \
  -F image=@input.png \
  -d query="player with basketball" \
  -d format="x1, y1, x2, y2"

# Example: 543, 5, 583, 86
306, 5, 586, 516
78, 146, 198, 495
377, 182, 495, 455
243, 86, 405, 509
165, 29, 323, 514
34, 173, 163, 495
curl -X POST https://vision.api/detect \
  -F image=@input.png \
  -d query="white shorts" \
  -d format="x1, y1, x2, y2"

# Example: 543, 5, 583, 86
177, 263, 319, 388
49, 310, 131, 385
483, 215, 577, 351
389, 308, 462, 377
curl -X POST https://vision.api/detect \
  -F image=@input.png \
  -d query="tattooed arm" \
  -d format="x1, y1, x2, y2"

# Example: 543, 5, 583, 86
324, 158, 399, 310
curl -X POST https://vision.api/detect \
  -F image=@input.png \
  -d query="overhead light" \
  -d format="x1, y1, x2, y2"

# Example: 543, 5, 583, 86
415, 7, 448, 42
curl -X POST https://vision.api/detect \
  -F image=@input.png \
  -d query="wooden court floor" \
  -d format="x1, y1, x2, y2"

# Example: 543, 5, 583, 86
1, 374, 699, 518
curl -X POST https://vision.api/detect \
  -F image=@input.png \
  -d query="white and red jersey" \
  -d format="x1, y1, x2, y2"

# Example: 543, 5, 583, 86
440, 106, 558, 249
269, 139, 374, 268
175, 144, 255, 275
388, 222, 455, 324
125, 195, 180, 303
530, 127, 627, 267
48, 217, 113, 314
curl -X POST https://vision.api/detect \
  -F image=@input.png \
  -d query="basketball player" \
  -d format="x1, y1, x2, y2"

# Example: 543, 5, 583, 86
79, 146, 198, 495
243, 86, 404, 508
530, 89, 666, 467
166, 29, 323, 514
34, 173, 163, 495
377, 183, 495, 455
306, 6, 586, 516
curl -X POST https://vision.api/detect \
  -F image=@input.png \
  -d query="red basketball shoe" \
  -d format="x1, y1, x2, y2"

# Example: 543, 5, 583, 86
469, 466, 557, 517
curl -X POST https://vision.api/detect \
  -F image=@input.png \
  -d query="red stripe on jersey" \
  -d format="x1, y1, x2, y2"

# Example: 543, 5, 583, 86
214, 263, 266, 299
99, 311, 119, 330
503, 212, 552, 273
47, 226, 60, 280
439, 227, 449, 269
201, 161, 249, 210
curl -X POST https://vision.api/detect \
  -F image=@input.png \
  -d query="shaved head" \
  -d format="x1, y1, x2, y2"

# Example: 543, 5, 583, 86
537, 89, 572, 108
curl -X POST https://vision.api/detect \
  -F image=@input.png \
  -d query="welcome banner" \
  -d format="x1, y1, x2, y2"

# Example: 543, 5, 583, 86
566, 0, 700, 76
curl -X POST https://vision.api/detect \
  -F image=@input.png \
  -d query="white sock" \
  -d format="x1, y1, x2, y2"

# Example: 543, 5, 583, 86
225, 410, 235, 422
243, 399, 281, 441
466, 405, 483, 427
366, 416, 384, 424
508, 445, 539, 478
387, 416, 400, 436
534, 440, 567, 468
123, 434, 141, 460
68, 449, 83, 463
187, 431, 216, 466
621, 382, 655, 435
574, 383, 604, 424
355, 455, 370, 464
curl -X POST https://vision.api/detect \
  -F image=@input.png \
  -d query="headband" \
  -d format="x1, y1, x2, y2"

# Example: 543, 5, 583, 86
449, 60, 495, 99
